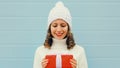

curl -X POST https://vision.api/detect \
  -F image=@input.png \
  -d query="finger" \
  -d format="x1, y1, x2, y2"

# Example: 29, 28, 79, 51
42, 59, 48, 63
42, 58, 48, 61
41, 60, 48, 66
70, 59, 77, 64
70, 59, 77, 68
70, 58, 76, 61
42, 62, 48, 66
70, 62, 76, 68
70, 61, 76, 66
41, 59, 49, 68
42, 60, 48, 64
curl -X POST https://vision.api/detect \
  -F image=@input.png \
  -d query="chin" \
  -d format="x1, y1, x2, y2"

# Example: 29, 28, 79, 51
54, 35, 66, 39
56, 38, 63, 40
53, 33, 66, 39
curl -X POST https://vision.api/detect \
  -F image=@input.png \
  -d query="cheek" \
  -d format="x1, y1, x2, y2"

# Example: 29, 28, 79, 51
50, 27, 55, 34
64, 27, 68, 32
63, 28, 68, 36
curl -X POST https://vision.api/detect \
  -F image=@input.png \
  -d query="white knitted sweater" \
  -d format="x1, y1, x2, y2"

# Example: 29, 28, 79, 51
33, 38, 88, 68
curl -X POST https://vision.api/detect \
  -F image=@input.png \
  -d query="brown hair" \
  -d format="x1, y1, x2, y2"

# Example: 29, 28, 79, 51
44, 22, 76, 50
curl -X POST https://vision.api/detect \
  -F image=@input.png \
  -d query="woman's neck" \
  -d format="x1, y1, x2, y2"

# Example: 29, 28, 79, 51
51, 38, 67, 50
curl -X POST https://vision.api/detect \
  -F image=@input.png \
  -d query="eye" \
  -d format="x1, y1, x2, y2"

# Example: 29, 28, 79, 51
61, 23, 67, 27
52, 23, 57, 27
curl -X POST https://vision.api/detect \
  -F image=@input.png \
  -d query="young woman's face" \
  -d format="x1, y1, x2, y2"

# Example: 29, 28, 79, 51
50, 19, 68, 40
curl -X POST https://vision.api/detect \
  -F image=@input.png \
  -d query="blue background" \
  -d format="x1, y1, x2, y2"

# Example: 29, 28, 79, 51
0, 0, 120, 68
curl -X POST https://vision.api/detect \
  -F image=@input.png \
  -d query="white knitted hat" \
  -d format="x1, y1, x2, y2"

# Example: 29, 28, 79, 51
48, 1, 72, 28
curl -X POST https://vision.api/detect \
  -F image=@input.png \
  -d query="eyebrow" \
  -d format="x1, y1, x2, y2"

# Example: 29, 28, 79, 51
52, 23, 57, 25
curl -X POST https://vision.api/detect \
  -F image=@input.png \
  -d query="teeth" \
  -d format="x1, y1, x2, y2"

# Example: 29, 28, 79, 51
56, 34, 62, 35
56, 33, 63, 36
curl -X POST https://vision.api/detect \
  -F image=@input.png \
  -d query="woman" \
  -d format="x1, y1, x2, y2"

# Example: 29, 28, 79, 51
33, 1, 88, 68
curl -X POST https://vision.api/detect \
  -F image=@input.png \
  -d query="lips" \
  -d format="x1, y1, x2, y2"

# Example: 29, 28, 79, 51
55, 32, 63, 37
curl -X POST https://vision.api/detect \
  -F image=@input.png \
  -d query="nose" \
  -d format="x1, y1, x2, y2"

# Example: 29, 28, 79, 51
56, 26, 62, 32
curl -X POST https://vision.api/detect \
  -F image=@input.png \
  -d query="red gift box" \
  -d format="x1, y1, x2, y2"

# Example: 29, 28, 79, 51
45, 55, 56, 68
45, 55, 73, 68
61, 55, 73, 68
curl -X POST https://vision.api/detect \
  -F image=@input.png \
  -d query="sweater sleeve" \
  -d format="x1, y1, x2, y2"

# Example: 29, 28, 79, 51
33, 47, 43, 68
78, 48, 88, 68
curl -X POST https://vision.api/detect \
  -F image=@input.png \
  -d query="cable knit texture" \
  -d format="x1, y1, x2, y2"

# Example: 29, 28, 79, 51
48, 1, 72, 29
33, 38, 88, 68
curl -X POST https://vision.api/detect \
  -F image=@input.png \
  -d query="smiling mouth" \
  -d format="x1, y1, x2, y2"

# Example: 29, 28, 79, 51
55, 33, 63, 37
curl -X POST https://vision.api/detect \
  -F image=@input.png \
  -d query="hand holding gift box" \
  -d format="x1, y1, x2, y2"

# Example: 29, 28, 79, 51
45, 54, 75, 68
45, 55, 56, 68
